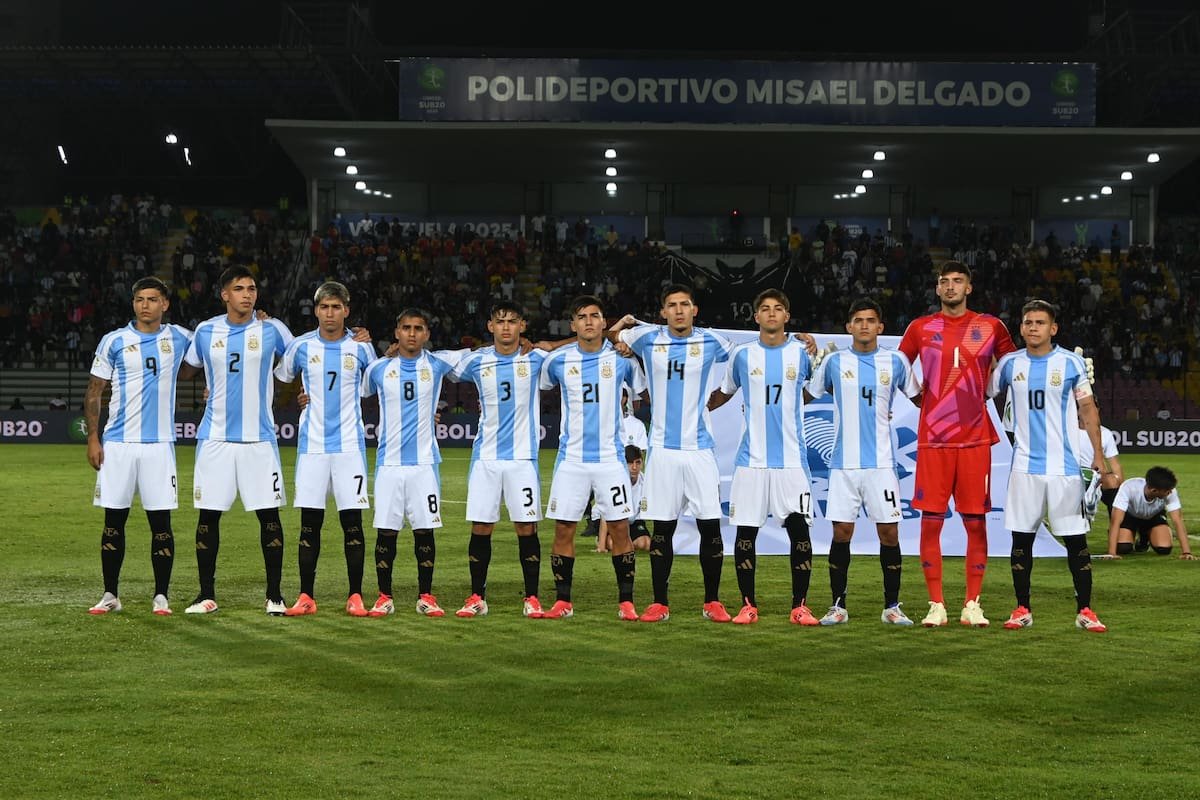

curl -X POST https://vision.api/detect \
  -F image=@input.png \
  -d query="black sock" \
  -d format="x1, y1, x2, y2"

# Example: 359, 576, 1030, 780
195, 510, 222, 599
785, 513, 812, 608
145, 509, 173, 598
612, 550, 636, 603
696, 518, 724, 603
340, 510, 365, 597
413, 530, 436, 596
1064, 534, 1093, 611
298, 508, 324, 598
551, 554, 575, 602
1011, 531, 1036, 609
649, 520, 677, 605
828, 539, 851, 608
468, 533, 492, 597
879, 544, 902, 608
100, 508, 130, 596
375, 529, 398, 597
257, 509, 285, 602
518, 531, 541, 598
734, 526, 758, 606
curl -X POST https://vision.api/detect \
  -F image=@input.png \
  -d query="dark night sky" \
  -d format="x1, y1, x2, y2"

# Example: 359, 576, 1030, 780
57, 0, 1105, 54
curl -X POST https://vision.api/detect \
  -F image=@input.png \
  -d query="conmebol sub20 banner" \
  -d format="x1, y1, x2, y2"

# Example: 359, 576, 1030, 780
667, 330, 1066, 559
398, 59, 1095, 126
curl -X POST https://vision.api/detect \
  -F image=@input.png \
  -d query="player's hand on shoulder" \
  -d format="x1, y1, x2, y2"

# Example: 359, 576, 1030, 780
609, 314, 637, 331
614, 340, 634, 358
384, 341, 401, 358
793, 332, 818, 356
811, 340, 836, 367
255, 309, 271, 321
350, 326, 372, 343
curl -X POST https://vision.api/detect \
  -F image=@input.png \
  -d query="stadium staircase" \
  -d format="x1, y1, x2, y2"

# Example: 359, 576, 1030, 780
154, 227, 189, 285
0, 367, 90, 411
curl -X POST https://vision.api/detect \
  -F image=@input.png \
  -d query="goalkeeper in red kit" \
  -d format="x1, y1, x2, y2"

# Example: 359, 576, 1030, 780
899, 262, 1016, 628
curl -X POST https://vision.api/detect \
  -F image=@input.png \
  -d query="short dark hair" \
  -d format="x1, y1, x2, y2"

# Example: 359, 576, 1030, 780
313, 281, 350, 306
131, 277, 170, 299
624, 445, 643, 463
489, 300, 526, 320
938, 260, 972, 281
753, 288, 790, 312
1145, 466, 1178, 491
395, 307, 431, 327
570, 294, 605, 317
660, 283, 695, 306
1021, 299, 1058, 321
218, 265, 256, 289
847, 298, 883, 322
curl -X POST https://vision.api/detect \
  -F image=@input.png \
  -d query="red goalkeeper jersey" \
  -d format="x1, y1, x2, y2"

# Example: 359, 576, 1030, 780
899, 310, 1016, 449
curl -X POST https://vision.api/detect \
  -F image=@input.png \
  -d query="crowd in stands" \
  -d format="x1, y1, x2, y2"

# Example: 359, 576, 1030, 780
3, 197, 1197, 417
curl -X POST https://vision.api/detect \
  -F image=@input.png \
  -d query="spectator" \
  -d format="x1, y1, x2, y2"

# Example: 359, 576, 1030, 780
49, 394, 68, 410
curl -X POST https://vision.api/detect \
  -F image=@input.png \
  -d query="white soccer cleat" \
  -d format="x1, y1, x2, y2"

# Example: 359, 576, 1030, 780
88, 592, 122, 615
819, 605, 849, 625
184, 597, 219, 615
881, 604, 914, 625
265, 598, 288, 617
152, 594, 172, 616
415, 593, 445, 617
921, 601, 948, 627
455, 594, 489, 618
960, 599, 990, 628
1075, 607, 1107, 633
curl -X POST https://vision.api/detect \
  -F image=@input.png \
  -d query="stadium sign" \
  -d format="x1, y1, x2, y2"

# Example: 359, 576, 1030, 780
1105, 420, 1200, 453
399, 59, 1095, 126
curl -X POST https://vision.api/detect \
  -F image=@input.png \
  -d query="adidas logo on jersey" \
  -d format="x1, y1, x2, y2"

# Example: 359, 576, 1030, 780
125, 344, 138, 352
568, 366, 580, 376
751, 367, 762, 376
1014, 372, 1026, 382
386, 370, 398, 379
309, 354, 322, 364
843, 369, 855, 379
214, 340, 225, 349
358, 496, 368, 505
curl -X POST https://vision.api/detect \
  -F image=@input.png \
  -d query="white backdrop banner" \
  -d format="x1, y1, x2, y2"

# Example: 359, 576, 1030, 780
666, 329, 1065, 557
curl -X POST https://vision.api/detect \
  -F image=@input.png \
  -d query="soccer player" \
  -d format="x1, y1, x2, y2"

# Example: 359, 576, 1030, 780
808, 298, 920, 626
594, 445, 651, 554
183, 265, 295, 616
1075, 399, 1124, 520
706, 289, 816, 626
273, 281, 377, 617
362, 308, 469, 617
609, 284, 737, 623
899, 261, 1016, 628
988, 300, 1107, 632
1105, 467, 1194, 560
540, 295, 647, 620
85, 277, 193, 616
449, 301, 547, 618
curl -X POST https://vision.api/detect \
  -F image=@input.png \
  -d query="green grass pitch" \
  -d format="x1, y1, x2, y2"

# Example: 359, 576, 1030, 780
1, 445, 1198, 799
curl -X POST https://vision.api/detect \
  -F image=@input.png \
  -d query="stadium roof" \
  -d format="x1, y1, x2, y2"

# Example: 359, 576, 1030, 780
267, 119, 1200, 192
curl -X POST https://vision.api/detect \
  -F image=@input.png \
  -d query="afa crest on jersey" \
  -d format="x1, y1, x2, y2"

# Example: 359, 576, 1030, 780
160, 339, 172, 354
1050, 370, 1062, 387
785, 365, 797, 381
880, 371, 891, 386
343, 355, 355, 370
517, 363, 529, 378
248, 335, 260, 351
419, 368, 431, 382
601, 362, 614, 379
688, 344, 701, 357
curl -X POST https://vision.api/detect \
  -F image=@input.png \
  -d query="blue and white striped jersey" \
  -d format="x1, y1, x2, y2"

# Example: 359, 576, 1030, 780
989, 346, 1092, 476
719, 338, 812, 469
540, 342, 647, 464
91, 322, 193, 443
618, 323, 732, 451
808, 347, 918, 470
366, 349, 469, 466
184, 316, 293, 443
451, 347, 546, 463
274, 330, 377, 455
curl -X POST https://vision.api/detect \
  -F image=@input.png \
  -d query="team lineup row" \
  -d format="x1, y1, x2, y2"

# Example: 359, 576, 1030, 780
84, 262, 1183, 630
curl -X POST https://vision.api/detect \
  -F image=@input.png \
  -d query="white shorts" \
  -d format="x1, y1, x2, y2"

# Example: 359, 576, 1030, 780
466, 459, 542, 524
1004, 472, 1088, 536
825, 468, 904, 524
93, 441, 178, 510
728, 466, 813, 528
373, 464, 443, 531
547, 460, 632, 522
294, 451, 370, 511
193, 440, 285, 511
642, 447, 722, 520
